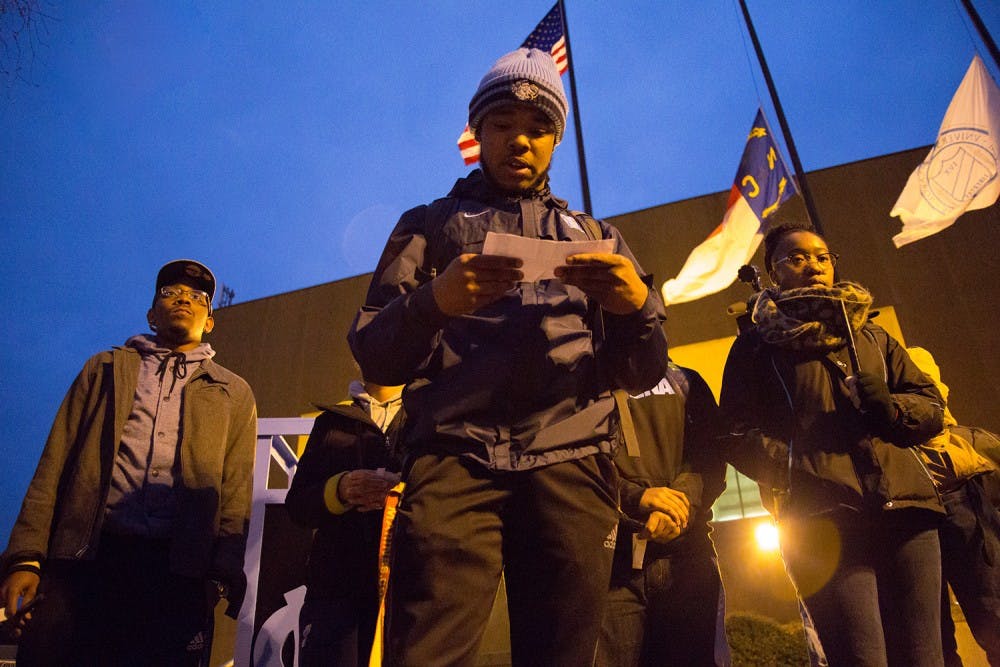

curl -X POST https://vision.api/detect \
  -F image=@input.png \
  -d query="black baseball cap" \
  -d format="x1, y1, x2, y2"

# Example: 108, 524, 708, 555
155, 259, 216, 301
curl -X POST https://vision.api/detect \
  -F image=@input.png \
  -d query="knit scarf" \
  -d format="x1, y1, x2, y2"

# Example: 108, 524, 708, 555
752, 281, 874, 352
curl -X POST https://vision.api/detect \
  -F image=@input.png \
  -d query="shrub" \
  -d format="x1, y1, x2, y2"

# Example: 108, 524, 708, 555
726, 612, 812, 667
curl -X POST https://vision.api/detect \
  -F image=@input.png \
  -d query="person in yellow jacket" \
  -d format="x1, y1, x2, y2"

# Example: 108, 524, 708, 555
907, 347, 1000, 667
285, 380, 403, 667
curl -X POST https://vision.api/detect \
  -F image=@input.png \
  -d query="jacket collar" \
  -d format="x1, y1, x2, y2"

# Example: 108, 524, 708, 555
311, 399, 400, 431
448, 169, 568, 210
114, 345, 230, 385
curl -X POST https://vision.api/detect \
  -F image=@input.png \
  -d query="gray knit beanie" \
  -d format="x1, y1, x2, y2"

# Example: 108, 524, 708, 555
468, 47, 568, 144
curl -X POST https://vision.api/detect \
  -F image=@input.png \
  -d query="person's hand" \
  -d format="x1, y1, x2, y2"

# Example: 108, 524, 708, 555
338, 469, 402, 512
848, 372, 897, 424
1, 570, 40, 637
554, 253, 648, 315
638, 487, 690, 532
641, 511, 682, 543
431, 253, 523, 316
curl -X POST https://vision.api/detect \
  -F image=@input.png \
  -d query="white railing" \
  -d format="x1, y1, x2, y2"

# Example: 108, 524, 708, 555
233, 417, 314, 667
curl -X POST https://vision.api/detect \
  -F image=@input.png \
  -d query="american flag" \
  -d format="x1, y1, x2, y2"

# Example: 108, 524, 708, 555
458, 3, 569, 166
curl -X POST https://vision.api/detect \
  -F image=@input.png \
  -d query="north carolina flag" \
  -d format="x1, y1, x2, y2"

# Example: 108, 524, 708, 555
458, 3, 568, 165
891, 55, 1000, 248
661, 109, 797, 306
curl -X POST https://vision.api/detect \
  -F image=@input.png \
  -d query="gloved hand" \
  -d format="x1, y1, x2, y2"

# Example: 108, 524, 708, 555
853, 371, 897, 425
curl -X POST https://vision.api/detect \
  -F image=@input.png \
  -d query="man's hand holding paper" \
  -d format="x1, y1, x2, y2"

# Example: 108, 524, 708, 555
467, 232, 647, 316
482, 232, 614, 282
555, 252, 649, 315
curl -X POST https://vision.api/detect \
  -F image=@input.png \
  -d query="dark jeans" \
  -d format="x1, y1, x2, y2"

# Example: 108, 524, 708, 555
939, 480, 1000, 666
298, 595, 379, 667
597, 545, 730, 666
780, 510, 943, 667
384, 452, 620, 667
16, 533, 213, 667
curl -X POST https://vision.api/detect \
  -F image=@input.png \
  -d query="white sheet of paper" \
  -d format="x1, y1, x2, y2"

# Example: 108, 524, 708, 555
481, 232, 615, 282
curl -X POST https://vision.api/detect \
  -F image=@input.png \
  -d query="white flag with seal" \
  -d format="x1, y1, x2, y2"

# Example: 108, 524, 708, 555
891, 55, 1000, 248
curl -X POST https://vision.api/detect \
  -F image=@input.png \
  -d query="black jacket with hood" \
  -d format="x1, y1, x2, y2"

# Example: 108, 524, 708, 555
285, 401, 404, 601
614, 363, 727, 562
721, 321, 945, 518
348, 170, 668, 471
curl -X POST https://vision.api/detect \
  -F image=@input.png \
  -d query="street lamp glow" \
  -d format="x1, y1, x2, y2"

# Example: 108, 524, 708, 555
755, 521, 780, 552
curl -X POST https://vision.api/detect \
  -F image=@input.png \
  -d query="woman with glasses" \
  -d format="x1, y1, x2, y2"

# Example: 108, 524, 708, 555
720, 221, 947, 666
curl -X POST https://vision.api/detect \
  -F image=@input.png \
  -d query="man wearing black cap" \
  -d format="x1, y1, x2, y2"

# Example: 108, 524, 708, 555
349, 48, 667, 666
0, 259, 257, 666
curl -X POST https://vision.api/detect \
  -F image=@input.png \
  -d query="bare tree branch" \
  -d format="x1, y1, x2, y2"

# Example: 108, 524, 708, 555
1, 0, 54, 90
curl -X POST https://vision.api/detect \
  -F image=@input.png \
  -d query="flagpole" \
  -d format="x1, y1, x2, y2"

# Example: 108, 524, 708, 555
737, 0, 823, 235
558, 0, 593, 215
960, 0, 1000, 72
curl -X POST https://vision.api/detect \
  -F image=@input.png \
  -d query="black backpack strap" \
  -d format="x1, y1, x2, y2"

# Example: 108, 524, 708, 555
664, 362, 690, 400
663, 363, 695, 429
565, 210, 609, 347
567, 210, 604, 241
420, 196, 460, 277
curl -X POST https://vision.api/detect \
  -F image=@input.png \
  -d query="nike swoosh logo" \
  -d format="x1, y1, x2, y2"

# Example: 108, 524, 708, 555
462, 210, 489, 218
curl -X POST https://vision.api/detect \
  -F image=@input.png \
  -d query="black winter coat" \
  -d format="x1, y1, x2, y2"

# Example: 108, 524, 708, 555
720, 322, 945, 518
284, 402, 403, 601
614, 363, 727, 559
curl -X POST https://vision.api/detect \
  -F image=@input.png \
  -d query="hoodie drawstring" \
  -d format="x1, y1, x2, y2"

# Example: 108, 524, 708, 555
156, 351, 188, 395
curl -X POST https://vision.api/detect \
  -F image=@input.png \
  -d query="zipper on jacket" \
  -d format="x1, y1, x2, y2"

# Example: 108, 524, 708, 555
862, 328, 943, 508
770, 355, 797, 507
905, 447, 943, 506
861, 329, 889, 381
75, 504, 104, 558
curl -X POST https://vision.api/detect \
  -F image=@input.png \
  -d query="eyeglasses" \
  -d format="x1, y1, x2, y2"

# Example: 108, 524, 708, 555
159, 286, 211, 307
775, 252, 839, 270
